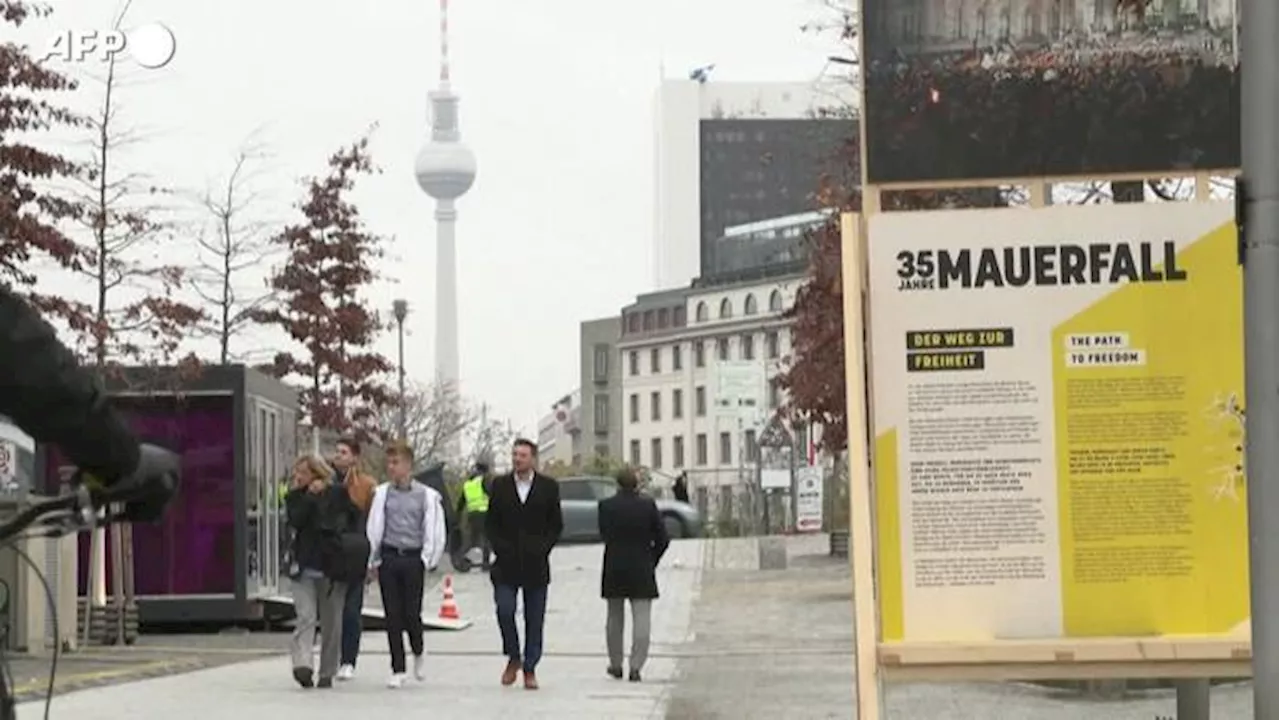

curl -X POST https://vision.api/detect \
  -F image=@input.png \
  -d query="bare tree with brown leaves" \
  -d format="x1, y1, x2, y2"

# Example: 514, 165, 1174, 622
0, 1, 93, 325
191, 139, 280, 364
253, 134, 394, 438
375, 380, 476, 465
61, 3, 203, 370
463, 404, 518, 473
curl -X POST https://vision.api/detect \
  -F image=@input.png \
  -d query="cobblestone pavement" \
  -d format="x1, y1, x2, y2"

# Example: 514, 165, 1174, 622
19, 540, 705, 719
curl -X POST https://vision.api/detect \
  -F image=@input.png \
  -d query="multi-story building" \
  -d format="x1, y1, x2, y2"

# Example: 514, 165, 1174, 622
652, 79, 854, 288
577, 316, 624, 462
617, 273, 803, 495
536, 389, 580, 468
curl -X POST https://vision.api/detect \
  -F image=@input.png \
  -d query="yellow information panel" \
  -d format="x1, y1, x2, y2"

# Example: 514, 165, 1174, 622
866, 202, 1248, 643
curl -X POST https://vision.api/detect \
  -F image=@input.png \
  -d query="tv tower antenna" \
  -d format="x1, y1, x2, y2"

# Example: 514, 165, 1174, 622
439, 0, 450, 85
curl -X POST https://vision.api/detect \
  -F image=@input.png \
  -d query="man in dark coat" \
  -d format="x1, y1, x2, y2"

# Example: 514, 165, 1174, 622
598, 468, 670, 682
485, 439, 563, 690
671, 472, 690, 503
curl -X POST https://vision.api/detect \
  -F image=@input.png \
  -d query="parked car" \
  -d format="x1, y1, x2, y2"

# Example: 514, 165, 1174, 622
559, 475, 702, 542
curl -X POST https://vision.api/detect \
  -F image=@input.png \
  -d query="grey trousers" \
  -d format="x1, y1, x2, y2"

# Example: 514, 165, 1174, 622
289, 575, 346, 679
605, 598, 653, 672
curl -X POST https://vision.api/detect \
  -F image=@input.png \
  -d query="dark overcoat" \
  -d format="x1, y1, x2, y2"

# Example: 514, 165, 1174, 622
485, 472, 563, 587
598, 490, 670, 600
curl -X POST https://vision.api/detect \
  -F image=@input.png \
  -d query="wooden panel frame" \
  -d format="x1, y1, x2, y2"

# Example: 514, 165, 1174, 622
841, 203, 1253, 714
879, 638, 1252, 682
862, 171, 1236, 214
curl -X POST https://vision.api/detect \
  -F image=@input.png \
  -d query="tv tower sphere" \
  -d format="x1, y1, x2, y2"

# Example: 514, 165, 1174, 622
414, 140, 476, 200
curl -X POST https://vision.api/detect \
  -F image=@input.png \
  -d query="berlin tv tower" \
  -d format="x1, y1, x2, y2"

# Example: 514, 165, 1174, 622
414, 0, 476, 456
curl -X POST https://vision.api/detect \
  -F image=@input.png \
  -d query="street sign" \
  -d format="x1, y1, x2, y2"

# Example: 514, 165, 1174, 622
796, 465, 823, 532
761, 468, 790, 490
714, 361, 764, 418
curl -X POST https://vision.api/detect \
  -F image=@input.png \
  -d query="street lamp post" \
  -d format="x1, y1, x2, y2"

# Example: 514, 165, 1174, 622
392, 299, 409, 440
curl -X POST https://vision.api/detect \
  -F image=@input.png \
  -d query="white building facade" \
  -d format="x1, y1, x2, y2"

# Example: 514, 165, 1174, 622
536, 389, 581, 468
618, 274, 803, 493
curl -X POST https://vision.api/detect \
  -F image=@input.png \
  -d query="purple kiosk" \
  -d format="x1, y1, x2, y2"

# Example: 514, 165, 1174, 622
37, 365, 299, 624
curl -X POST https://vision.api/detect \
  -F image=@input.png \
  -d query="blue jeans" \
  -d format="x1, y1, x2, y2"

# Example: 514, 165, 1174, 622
493, 583, 548, 673
340, 579, 365, 666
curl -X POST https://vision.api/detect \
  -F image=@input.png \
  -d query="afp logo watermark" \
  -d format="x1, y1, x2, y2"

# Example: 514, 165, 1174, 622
43, 22, 177, 70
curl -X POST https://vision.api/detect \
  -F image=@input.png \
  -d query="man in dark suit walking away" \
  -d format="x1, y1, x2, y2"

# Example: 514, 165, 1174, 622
599, 468, 670, 682
486, 439, 564, 690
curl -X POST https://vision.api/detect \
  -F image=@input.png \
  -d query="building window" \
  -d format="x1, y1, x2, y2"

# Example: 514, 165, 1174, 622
769, 382, 781, 409
658, 307, 670, 328
768, 290, 783, 312
630, 440, 641, 466
628, 351, 639, 376
594, 393, 610, 431
719, 432, 732, 464
650, 438, 662, 469
695, 433, 708, 465
695, 302, 709, 322
594, 443, 610, 457
673, 305, 686, 326
627, 313, 640, 333
650, 391, 661, 421
718, 298, 733, 319
695, 386, 707, 416
672, 344, 683, 370
593, 344, 610, 382
744, 294, 758, 315
629, 393, 639, 423
694, 340, 706, 367
745, 429, 758, 462
766, 331, 780, 359
672, 388, 684, 418
716, 337, 729, 361
673, 436, 685, 468
650, 347, 661, 373
741, 334, 755, 360
643, 310, 654, 330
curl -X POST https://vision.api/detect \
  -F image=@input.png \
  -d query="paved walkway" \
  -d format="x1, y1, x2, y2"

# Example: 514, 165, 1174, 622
669, 535, 1254, 719
19, 540, 706, 720
16, 534, 1258, 718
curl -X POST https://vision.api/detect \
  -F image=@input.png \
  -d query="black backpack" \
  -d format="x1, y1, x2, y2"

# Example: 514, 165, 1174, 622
319, 489, 372, 586
327, 530, 371, 586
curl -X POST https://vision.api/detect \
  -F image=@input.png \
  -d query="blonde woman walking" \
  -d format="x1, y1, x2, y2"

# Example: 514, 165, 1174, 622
284, 455, 360, 689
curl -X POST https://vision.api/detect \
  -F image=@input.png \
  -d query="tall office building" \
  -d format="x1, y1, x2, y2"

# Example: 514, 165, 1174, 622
651, 79, 855, 288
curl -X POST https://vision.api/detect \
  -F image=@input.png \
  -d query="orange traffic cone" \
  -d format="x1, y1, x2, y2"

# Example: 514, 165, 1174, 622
438, 574, 460, 620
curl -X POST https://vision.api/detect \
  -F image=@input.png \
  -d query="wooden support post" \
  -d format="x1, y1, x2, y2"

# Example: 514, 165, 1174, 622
841, 212, 881, 719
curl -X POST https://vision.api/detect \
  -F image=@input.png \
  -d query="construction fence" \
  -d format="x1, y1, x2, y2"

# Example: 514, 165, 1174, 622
651, 459, 851, 538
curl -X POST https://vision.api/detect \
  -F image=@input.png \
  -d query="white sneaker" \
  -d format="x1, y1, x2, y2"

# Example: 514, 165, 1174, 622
386, 673, 406, 689
336, 664, 355, 681
413, 654, 425, 681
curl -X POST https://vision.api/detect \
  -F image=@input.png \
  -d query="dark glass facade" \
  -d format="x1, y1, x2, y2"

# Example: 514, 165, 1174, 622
699, 118, 854, 278
43, 394, 237, 596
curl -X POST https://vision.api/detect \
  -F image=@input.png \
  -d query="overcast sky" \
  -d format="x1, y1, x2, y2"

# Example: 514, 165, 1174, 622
17, 0, 843, 434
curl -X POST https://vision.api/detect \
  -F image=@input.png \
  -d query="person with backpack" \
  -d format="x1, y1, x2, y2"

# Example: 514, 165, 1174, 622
365, 440, 447, 688
285, 454, 362, 689
331, 436, 377, 682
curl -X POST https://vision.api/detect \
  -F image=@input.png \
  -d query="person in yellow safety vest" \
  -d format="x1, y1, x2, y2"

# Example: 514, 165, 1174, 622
455, 462, 492, 571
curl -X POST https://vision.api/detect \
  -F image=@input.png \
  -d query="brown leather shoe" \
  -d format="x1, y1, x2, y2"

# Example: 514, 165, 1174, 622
501, 660, 520, 686
523, 670, 539, 690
